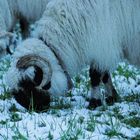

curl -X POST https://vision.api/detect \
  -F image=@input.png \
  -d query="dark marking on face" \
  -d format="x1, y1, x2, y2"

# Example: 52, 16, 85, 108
89, 68, 101, 87
12, 79, 51, 112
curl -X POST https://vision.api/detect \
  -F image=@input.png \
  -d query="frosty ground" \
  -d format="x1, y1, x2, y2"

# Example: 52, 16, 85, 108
0, 25, 140, 140
0, 54, 140, 140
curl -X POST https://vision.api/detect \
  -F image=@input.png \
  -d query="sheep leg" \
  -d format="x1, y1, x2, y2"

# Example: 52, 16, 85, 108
102, 72, 118, 105
88, 68, 118, 109
88, 68, 102, 109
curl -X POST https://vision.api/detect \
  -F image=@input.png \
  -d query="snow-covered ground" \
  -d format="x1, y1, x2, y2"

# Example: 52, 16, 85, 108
0, 56, 140, 140
0, 25, 140, 140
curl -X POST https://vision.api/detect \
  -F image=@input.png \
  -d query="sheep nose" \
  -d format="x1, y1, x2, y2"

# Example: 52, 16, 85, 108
12, 86, 51, 112
12, 73, 51, 112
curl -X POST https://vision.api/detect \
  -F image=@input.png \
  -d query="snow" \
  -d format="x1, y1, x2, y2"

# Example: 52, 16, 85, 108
0, 59, 140, 140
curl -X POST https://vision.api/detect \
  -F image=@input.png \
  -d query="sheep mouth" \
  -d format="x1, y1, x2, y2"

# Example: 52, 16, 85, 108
12, 78, 51, 112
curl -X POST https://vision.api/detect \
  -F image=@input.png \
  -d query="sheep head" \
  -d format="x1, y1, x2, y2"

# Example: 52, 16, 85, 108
11, 54, 52, 112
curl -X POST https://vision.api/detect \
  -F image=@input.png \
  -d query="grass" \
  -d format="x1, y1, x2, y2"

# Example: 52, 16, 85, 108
0, 92, 12, 100
123, 93, 140, 105
113, 63, 140, 80
0, 81, 12, 101
10, 112, 22, 122
123, 117, 140, 128
47, 131, 53, 140
104, 128, 121, 138
59, 114, 84, 140
116, 65, 136, 79
112, 106, 124, 120
132, 135, 140, 140
12, 127, 28, 140
103, 113, 122, 138
51, 97, 72, 110
86, 113, 96, 132
9, 104, 20, 112
0, 59, 140, 139
0, 120, 7, 125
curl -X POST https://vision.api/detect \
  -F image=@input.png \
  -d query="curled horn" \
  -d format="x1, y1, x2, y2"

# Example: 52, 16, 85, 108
16, 54, 52, 89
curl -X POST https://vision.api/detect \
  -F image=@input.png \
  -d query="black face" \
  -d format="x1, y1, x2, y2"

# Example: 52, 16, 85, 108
12, 66, 51, 112
12, 79, 51, 112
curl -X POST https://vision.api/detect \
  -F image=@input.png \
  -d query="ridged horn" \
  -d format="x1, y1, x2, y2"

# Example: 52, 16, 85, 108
16, 54, 52, 89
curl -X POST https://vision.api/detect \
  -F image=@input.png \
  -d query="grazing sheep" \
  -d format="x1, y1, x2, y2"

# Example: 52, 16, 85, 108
5, 0, 140, 111
0, 0, 49, 58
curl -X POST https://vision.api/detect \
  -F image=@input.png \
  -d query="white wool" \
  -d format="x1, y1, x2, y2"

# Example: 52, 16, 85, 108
49, 71, 68, 97
33, 0, 140, 74
0, 0, 12, 31
5, 38, 68, 95
0, 0, 50, 58
6, 0, 140, 97
16, 0, 51, 22
5, 64, 35, 90
0, 0, 50, 31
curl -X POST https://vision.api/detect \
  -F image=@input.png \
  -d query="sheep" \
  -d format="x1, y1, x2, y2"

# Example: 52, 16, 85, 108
5, 0, 140, 111
0, 0, 50, 58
